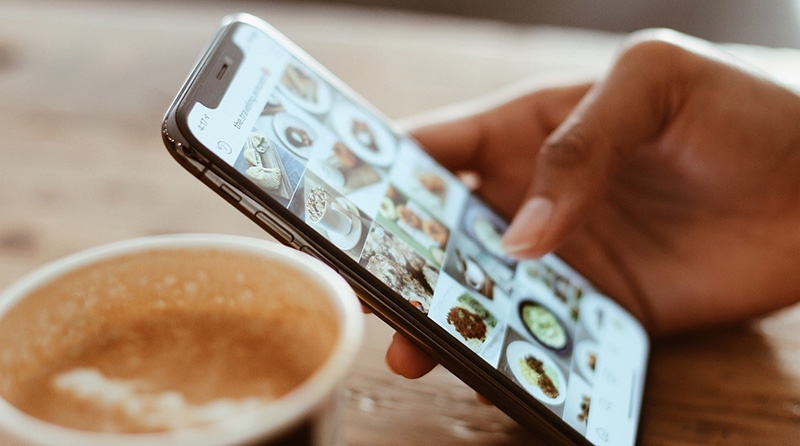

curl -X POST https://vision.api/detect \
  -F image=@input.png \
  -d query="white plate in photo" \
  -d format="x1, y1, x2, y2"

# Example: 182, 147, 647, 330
506, 340, 566, 406
453, 249, 494, 299
310, 158, 347, 189
436, 293, 498, 353
273, 112, 324, 159
277, 63, 333, 115
331, 103, 397, 167
326, 197, 363, 251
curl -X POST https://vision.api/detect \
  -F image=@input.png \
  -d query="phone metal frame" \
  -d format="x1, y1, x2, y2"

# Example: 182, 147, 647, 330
163, 13, 640, 445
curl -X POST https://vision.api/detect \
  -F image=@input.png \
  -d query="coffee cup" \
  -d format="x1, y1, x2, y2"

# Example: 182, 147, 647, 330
306, 187, 353, 235
0, 234, 363, 446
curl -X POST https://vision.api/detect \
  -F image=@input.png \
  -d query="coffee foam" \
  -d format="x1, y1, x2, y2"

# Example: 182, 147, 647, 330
53, 368, 268, 432
0, 247, 340, 433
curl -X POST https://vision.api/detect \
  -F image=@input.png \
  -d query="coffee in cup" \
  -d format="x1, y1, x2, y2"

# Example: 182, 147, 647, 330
0, 234, 363, 446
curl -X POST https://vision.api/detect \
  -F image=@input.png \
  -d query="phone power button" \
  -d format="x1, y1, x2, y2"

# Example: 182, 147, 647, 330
254, 211, 294, 244
219, 183, 242, 203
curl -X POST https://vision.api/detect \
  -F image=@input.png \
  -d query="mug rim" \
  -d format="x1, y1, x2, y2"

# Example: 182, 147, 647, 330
0, 233, 363, 446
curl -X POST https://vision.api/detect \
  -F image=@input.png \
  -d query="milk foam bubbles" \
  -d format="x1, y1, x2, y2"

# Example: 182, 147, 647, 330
54, 368, 271, 431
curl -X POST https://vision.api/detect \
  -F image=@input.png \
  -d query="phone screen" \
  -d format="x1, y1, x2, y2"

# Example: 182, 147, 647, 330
176, 18, 648, 445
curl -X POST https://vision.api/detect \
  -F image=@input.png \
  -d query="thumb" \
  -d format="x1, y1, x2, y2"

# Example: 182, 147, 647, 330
500, 37, 685, 258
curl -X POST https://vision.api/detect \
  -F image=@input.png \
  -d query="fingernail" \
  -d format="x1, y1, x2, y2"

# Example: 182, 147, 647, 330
501, 196, 553, 256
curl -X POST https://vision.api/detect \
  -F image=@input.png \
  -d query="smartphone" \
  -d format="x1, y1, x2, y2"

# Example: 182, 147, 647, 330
162, 13, 649, 445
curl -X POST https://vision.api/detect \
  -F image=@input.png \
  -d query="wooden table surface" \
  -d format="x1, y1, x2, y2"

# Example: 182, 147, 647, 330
1, 1, 799, 445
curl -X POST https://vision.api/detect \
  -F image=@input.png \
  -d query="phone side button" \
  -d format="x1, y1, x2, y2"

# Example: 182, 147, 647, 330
219, 183, 242, 203
254, 211, 294, 244
299, 246, 338, 273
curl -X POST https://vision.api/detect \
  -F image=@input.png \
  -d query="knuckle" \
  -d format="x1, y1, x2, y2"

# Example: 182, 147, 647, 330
612, 29, 700, 105
617, 29, 695, 75
617, 29, 698, 79
541, 129, 592, 168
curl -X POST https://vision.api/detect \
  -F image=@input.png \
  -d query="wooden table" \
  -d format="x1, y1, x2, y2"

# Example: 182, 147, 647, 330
1, 1, 799, 444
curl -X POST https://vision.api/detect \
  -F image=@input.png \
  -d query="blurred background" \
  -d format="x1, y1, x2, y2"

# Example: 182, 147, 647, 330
1, 1, 800, 445
297, 0, 800, 48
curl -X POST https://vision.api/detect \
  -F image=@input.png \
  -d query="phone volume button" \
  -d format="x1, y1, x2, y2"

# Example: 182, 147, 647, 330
254, 211, 294, 244
218, 183, 242, 203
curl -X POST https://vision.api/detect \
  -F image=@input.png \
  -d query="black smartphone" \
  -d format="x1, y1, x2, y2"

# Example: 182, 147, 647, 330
162, 14, 649, 445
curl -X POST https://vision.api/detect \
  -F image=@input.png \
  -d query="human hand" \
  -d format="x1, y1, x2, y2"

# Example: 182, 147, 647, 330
386, 29, 800, 378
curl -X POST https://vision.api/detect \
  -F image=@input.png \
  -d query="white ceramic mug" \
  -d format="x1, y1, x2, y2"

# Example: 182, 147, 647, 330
0, 234, 363, 446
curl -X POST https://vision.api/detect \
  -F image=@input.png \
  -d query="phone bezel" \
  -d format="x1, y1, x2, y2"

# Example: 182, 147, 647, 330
163, 13, 645, 445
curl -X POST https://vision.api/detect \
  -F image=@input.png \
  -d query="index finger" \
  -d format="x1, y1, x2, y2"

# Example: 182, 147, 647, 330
399, 83, 591, 173
399, 103, 487, 173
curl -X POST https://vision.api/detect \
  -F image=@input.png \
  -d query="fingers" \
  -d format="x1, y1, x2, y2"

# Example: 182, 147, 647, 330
360, 303, 372, 314
476, 393, 493, 406
501, 34, 692, 258
405, 111, 484, 173
402, 83, 590, 175
385, 332, 438, 379
385, 333, 494, 406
